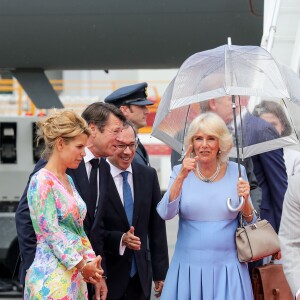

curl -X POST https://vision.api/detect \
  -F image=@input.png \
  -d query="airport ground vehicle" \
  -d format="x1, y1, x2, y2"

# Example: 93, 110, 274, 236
0, 116, 42, 293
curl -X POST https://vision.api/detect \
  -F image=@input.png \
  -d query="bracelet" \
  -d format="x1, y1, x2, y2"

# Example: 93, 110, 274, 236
242, 210, 254, 218
78, 261, 87, 275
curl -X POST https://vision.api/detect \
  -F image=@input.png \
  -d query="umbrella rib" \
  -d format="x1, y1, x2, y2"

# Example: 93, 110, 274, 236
282, 100, 300, 141
181, 105, 191, 154
238, 96, 244, 160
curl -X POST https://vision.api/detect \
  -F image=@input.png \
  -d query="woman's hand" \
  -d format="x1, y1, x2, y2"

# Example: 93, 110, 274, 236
238, 178, 255, 222
237, 178, 250, 200
170, 145, 198, 202
79, 255, 104, 283
180, 145, 198, 179
153, 280, 164, 298
272, 251, 282, 260
94, 279, 108, 300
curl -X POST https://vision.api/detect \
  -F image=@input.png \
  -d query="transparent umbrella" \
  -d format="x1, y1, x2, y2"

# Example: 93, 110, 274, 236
152, 44, 300, 210
153, 44, 300, 158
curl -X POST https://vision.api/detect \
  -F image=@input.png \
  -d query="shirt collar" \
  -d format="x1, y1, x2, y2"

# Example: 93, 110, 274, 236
229, 107, 248, 129
84, 147, 99, 163
107, 160, 132, 178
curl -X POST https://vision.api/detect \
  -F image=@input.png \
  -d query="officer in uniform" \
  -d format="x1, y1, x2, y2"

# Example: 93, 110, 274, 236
105, 82, 153, 166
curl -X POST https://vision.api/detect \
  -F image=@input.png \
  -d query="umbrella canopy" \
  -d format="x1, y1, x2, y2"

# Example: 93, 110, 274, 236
152, 44, 300, 159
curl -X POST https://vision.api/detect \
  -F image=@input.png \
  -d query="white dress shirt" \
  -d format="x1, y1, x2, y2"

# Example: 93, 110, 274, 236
107, 160, 133, 255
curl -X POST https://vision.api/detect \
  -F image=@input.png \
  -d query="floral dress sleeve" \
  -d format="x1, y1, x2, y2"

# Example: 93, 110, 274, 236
27, 170, 95, 270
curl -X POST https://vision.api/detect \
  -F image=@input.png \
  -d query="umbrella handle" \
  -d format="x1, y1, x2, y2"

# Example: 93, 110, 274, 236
227, 197, 245, 212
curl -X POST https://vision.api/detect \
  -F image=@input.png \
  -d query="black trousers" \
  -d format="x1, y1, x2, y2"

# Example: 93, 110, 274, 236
87, 283, 94, 300
107, 274, 149, 300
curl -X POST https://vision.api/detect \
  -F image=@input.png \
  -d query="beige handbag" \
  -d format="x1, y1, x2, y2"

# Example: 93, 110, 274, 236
236, 213, 280, 263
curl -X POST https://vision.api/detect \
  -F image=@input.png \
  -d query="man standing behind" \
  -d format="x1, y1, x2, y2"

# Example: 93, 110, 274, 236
102, 121, 169, 300
205, 96, 287, 233
105, 82, 153, 166
15, 103, 126, 300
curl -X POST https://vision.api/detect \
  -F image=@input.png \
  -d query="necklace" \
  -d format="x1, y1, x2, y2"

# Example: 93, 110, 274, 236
196, 163, 221, 183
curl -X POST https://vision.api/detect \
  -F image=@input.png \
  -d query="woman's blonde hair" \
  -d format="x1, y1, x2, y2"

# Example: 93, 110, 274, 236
37, 110, 90, 159
184, 112, 233, 163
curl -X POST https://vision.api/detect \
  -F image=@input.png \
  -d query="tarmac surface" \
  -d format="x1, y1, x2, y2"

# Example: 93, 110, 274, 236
0, 216, 179, 300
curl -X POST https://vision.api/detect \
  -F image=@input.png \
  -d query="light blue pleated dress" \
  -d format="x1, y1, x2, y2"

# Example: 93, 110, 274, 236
157, 161, 254, 300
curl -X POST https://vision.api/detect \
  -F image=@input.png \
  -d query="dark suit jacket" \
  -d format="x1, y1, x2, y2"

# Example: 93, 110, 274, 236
133, 140, 150, 166
242, 113, 288, 232
102, 162, 169, 299
15, 157, 110, 285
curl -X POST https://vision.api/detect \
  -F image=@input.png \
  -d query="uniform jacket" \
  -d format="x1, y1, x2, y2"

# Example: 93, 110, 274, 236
133, 140, 150, 166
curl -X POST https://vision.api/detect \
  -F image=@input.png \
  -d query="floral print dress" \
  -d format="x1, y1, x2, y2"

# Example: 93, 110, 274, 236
24, 168, 96, 300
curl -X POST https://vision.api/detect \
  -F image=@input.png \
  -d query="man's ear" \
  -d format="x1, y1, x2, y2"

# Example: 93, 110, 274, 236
208, 99, 216, 110
89, 123, 97, 137
119, 105, 130, 117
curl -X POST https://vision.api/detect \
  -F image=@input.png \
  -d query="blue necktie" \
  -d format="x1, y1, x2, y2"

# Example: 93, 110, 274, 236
121, 171, 137, 277
121, 171, 133, 225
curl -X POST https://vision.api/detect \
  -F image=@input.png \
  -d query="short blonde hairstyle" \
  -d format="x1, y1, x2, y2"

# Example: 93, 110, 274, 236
184, 112, 233, 163
37, 110, 90, 159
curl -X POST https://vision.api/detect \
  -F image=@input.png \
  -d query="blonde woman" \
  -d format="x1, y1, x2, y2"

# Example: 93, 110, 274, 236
24, 111, 103, 299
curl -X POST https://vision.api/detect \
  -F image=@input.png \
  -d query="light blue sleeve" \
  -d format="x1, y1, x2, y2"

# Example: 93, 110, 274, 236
156, 165, 182, 220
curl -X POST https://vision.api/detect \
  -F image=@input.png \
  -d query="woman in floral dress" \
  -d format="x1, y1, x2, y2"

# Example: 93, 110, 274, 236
24, 110, 103, 299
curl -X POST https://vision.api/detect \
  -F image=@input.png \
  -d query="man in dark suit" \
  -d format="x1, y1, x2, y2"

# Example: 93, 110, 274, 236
104, 82, 154, 166
102, 121, 169, 300
207, 96, 288, 233
15, 102, 127, 300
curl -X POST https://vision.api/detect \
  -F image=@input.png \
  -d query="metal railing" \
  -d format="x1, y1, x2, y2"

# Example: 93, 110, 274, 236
0, 78, 167, 133
0, 79, 164, 110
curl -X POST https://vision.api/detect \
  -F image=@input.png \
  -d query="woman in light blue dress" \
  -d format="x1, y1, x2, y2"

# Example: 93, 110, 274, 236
157, 112, 255, 300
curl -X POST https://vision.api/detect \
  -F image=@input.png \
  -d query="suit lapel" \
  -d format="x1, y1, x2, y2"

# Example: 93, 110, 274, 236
242, 112, 253, 146
136, 141, 149, 165
108, 174, 130, 227
69, 160, 95, 222
132, 163, 142, 227
97, 158, 104, 211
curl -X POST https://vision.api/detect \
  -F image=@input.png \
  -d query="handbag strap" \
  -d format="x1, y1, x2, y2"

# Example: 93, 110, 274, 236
251, 272, 260, 297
